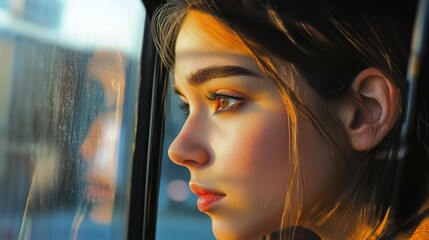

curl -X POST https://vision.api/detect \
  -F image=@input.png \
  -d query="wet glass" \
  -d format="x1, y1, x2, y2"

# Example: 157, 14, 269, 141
0, 0, 145, 239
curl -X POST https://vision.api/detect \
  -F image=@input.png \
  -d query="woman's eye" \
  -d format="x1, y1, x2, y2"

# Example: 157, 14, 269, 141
215, 96, 239, 114
208, 91, 243, 115
177, 91, 243, 117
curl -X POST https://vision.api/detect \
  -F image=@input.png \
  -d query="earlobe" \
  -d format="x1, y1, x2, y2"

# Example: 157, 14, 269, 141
338, 67, 400, 151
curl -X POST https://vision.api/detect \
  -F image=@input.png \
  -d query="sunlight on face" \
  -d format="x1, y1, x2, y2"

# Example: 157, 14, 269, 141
169, 10, 339, 239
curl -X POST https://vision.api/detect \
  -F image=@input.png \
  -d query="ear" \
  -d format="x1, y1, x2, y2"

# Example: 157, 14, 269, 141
336, 67, 400, 151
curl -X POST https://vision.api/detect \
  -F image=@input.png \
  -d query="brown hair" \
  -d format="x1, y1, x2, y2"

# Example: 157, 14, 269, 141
152, 0, 429, 239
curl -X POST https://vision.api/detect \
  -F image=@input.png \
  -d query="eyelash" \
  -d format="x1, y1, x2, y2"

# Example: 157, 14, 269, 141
179, 102, 190, 116
178, 90, 243, 116
206, 90, 243, 116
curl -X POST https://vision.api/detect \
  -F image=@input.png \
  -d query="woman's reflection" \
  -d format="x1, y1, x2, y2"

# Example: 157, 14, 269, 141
80, 51, 125, 224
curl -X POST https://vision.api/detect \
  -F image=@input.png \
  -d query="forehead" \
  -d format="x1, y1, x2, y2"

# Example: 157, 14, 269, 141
176, 10, 250, 52
174, 10, 255, 79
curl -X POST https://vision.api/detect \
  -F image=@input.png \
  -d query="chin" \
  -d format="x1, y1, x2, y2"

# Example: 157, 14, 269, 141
89, 204, 114, 224
211, 220, 265, 240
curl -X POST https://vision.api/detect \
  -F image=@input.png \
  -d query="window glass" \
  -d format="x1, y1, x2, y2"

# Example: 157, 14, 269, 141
0, 1, 145, 239
156, 76, 215, 240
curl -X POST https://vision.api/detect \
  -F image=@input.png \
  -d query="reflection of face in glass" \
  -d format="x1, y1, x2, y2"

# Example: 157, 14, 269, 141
80, 52, 125, 224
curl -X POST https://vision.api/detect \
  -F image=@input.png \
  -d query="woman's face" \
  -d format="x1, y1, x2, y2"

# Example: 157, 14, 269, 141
169, 11, 340, 239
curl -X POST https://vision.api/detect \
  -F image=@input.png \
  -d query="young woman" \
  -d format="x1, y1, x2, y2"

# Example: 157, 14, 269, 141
152, 0, 429, 239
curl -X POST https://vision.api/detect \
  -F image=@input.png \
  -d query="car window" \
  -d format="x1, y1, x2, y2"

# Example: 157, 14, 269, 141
0, 1, 145, 239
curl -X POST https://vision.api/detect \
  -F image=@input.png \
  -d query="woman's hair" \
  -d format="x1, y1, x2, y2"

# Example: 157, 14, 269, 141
152, 0, 429, 239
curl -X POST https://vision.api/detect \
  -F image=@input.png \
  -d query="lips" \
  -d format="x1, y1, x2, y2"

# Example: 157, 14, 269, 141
189, 183, 226, 212
86, 177, 115, 200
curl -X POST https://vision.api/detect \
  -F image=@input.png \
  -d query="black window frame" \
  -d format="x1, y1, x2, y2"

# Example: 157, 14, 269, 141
128, 1, 167, 240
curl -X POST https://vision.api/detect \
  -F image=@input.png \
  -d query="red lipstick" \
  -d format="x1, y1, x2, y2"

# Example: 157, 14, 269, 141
189, 183, 225, 212
86, 177, 114, 200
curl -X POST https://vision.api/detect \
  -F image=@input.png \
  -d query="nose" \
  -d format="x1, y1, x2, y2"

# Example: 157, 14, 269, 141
80, 120, 100, 162
168, 117, 210, 168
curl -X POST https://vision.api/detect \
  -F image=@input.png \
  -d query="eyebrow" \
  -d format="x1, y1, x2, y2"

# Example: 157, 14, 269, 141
185, 65, 261, 86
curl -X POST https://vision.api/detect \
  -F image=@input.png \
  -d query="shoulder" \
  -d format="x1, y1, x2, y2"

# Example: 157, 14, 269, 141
410, 215, 429, 240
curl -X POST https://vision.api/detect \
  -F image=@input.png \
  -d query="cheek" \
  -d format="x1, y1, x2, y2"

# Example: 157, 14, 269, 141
216, 114, 290, 179
211, 111, 292, 212
209, 113, 291, 236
